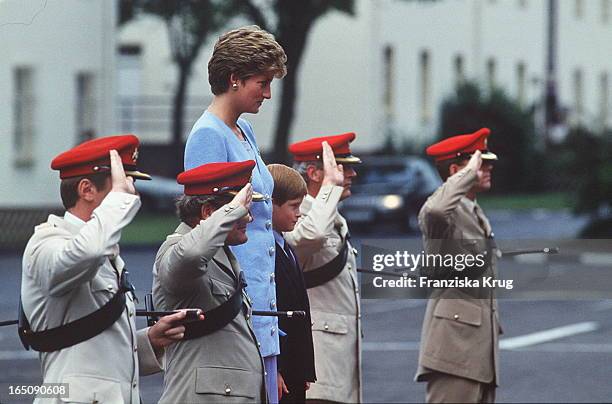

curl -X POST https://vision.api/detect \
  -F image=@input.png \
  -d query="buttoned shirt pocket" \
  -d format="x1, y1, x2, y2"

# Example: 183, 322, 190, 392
90, 275, 117, 295
210, 277, 234, 298
60, 374, 123, 403
433, 299, 482, 327
311, 312, 348, 335
195, 366, 259, 399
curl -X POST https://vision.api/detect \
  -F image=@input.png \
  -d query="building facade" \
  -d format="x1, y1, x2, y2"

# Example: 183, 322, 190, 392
0, 0, 116, 207
118, 0, 612, 153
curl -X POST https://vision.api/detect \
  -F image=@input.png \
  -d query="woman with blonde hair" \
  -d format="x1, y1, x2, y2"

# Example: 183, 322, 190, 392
184, 25, 287, 403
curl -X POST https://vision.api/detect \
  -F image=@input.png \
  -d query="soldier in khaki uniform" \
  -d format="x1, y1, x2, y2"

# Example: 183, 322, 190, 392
415, 128, 501, 403
20, 135, 190, 404
285, 133, 362, 403
153, 160, 266, 403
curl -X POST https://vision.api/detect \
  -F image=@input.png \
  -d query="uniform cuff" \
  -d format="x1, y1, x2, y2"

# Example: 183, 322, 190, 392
137, 327, 164, 375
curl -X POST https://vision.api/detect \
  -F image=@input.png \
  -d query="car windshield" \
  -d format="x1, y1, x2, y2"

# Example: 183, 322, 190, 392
356, 164, 415, 185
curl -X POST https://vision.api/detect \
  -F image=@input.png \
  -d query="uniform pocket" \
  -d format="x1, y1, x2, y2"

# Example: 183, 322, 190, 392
433, 298, 482, 327
60, 374, 122, 403
311, 312, 348, 334
210, 277, 234, 297
90, 275, 117, 294
195, 366, 259, 398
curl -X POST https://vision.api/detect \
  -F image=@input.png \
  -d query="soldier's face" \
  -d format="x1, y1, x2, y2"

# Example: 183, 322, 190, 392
475, 161, 493, 192
340, 166, 357, 200
272, 197, 303, 232
225, 211, 253, 246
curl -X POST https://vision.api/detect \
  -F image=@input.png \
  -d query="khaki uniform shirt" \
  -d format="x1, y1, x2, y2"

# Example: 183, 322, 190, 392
21, 192, 162, 404
153, 204, 265, 403
415, 167, 502, 385
285, 184, 362, 403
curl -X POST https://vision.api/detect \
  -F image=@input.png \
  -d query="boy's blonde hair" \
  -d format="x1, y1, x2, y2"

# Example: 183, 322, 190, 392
208, 25, 287, 95
267, 164, 307, 205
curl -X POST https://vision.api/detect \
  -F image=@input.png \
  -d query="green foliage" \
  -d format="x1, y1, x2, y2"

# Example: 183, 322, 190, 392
438, 82, 538, 193
550, 127, 612, 214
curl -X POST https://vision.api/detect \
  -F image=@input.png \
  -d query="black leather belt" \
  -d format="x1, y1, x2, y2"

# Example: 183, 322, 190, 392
183, 272, 246, 340
303, 241, 349, 289
18, 270, 135, 352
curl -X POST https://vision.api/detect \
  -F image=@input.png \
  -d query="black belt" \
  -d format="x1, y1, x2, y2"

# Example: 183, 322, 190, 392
303, 241, 349, 289
183, 273, 245, 340
18, 271, 135, 352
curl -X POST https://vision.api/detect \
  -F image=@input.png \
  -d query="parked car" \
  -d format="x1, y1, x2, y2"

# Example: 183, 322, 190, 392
339, 156, 442, 232
136, 176, 182, 212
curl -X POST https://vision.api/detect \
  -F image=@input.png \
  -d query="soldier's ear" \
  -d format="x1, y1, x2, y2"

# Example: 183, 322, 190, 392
306, 164, 322, 183
77, 178, 97, 202
200, 203, 215, 220
449, 163, 461, 177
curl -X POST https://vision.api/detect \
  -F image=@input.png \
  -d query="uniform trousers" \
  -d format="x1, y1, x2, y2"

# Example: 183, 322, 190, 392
426, 372, 496, 403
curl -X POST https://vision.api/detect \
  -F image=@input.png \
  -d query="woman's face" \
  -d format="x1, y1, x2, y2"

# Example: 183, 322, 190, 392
233, 72, 275, 114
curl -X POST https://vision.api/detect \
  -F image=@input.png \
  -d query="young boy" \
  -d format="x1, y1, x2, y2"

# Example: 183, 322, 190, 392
268, 164, 316, 404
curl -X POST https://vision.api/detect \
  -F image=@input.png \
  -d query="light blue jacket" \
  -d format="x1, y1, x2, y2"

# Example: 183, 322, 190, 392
184, 111, 279, 357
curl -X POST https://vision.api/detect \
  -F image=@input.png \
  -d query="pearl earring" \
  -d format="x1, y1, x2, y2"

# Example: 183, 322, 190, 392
232, 83, 238, 90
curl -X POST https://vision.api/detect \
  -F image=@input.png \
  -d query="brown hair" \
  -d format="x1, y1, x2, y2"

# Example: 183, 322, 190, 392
60, 173, 109, 209
208, 25, 287, 95
175, 194, 232, 226
267, 164, 307, 205
435, 156, 470, 181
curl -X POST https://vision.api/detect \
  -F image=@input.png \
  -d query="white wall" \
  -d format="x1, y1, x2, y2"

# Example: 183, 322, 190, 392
0, 0, 116, 207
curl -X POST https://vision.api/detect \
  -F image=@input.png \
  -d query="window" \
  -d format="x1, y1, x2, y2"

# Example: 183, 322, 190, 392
13, 67, 35, 167
76, 72, 96, 143
419, 50, 431, 123
516, 62, 527, 107
383, 45, 395, 118
573, 68, 584, 123
600, 72, 609, 128
454, 54, 465, 87
487, 58, 497, 92
575, 0, 584, 19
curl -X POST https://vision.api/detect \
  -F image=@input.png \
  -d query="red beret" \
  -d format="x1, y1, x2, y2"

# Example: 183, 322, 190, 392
289, 132, 361, 164
177, 160, 264, 201
51, 134, 151, 180
426, 128, 498, 162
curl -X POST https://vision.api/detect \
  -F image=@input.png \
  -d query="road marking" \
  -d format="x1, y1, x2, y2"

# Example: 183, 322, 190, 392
517, 343, 612, 353
0, 350, 37, 360
499, 321, 599, 350
364, 322, 600, 352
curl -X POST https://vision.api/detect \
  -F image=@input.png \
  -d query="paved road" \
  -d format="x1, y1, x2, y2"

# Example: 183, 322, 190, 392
0, 211, 609, 403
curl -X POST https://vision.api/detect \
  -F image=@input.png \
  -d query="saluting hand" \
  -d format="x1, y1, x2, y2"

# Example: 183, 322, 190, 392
231, 183, 253, 211
321, 141, 344, 186
109, 149, 136, 195
465, 150, 486, 183
147, 309, 204, 351
466, 149, 482, 172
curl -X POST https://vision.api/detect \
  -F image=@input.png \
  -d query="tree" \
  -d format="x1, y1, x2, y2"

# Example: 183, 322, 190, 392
119, 0, 240, 174
439, 81, 538, 193
236, 0, 355, 163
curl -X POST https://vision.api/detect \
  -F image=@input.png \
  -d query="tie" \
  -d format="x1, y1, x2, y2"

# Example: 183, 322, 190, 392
283, 241, 297, 270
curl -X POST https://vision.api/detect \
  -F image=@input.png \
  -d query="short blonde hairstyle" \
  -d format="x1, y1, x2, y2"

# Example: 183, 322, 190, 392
208, 25, 287, 95
267, 164, 307, 205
